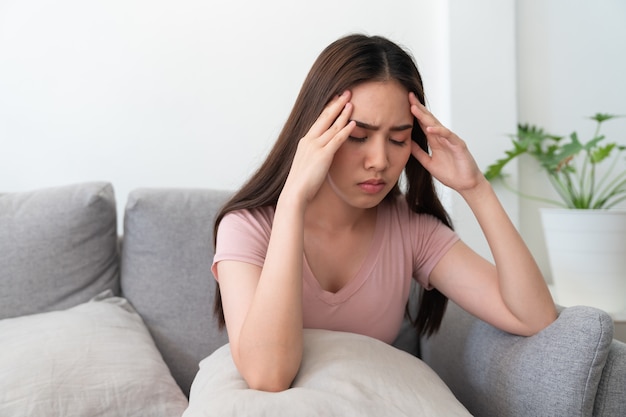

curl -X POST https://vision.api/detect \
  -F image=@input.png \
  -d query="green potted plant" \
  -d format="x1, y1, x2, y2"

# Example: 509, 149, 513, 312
485, 114, 626, 314
485, 113, 626, 209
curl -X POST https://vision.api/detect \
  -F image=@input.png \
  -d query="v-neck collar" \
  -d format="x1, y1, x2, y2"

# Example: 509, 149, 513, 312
302, 204, 386, 305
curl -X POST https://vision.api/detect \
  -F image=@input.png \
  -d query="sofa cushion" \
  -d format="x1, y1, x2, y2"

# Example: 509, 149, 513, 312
183, 329, 472, 417
0, 291, 188, 417
421, 302, 614, 417
121, 187, 231, 396
0, 182, 119, 319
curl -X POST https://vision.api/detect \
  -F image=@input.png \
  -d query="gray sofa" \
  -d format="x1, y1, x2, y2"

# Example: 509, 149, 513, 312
1, 182, 624, 416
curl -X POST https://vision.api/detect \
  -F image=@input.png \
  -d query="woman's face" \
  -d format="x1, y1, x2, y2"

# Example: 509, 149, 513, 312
326, 80, 413, 209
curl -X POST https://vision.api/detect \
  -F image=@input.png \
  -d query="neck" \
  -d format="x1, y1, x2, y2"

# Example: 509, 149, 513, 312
304, 179, 375, 232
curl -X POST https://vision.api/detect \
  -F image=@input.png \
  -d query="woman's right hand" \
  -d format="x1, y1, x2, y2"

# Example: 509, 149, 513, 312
282, 91, 356, 204
218, 92, 355, 392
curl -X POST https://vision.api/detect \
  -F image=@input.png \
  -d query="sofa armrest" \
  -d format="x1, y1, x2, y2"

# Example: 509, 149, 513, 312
593, 339, 626, 416
421, 302, 614, 417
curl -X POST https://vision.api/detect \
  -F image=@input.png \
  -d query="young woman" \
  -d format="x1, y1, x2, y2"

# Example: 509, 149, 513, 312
211, 34, 557, 392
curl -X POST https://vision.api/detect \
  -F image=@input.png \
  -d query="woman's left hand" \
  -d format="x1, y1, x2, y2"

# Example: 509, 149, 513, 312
409, 93, 485, 193
410, 92, 557, 336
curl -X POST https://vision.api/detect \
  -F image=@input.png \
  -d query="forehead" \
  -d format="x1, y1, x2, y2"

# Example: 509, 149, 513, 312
350, 80, 412, 124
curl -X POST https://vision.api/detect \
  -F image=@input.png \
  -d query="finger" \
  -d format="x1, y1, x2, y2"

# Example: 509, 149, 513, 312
319, 101, 354, 144
409, 96, 442, 129
425, 125, 450, 139
407, 94, 430, 137
424, 125, 465, 147
325, 119, 356, 154
307, 91, 351, 138
411, 104, 438, 128
408, 92, 421, 107
409, 102, 462, 149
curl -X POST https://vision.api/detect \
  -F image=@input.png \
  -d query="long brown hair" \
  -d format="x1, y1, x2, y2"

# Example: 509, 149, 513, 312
213, 34, 452, 337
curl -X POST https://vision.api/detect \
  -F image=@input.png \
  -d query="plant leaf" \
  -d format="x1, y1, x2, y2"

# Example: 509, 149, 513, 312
589, 113, 619, 123
484, 114, 626, 209
590, 143, 616, 164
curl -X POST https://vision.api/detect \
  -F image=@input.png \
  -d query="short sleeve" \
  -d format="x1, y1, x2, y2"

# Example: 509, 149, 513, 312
411, 213, 459, 289
211, 207, 275, 281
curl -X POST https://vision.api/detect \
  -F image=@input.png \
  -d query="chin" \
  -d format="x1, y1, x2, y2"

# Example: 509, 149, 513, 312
351, 194, 387, 209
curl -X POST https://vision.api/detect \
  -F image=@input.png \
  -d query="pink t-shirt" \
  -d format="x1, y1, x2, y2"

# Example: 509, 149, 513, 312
211, 195, 459, 344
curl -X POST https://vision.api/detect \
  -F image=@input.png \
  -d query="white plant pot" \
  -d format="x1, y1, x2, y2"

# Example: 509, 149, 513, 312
540, 208, 626, 314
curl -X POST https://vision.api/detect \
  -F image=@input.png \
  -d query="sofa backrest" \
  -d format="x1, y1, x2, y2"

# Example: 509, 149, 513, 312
120, 187, 231, 396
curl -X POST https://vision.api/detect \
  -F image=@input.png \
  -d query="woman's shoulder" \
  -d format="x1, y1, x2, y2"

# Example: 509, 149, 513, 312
215, 206, 276, 258
220, 205, 276, 234
224, 205, 275, 221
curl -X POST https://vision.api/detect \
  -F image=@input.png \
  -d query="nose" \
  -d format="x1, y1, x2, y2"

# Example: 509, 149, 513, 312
364, 137, 389, 171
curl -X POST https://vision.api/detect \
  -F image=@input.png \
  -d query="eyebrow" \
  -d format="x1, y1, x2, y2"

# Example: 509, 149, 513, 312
351, 120, 413, 132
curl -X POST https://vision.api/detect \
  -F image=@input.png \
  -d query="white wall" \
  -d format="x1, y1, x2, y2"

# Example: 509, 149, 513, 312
516, 0, 626, 280
4, 0, 623, 275
444, 0, 518, 260
0, 0, 447, 228
0, 0, 518, 250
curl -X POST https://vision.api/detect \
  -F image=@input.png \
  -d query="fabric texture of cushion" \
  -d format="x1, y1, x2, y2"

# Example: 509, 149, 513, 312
183, 329, 472, 417
593, 340, 626, 416
0, 182, 119, 319
421, 302, 614, 417
121, 187, 231, 396
0, 291, 188, 417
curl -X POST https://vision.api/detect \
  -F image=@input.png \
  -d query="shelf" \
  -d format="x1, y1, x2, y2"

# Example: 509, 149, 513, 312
548, 285, 626, 342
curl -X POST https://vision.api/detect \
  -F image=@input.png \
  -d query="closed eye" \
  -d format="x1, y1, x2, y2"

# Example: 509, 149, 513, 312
348, 136, 367, 143
349, 136, 407, 146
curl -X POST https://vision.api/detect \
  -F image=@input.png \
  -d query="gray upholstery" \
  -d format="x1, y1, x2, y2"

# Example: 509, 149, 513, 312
0, 182, 119, 319
3, 182, 625, 416
421, 302, 618, 417
123, 186, 626, 415
120, 188, 230, 396
593, 340, 626, 416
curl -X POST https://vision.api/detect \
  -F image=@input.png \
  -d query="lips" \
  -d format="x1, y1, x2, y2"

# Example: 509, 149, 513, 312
358, 179, 386, 194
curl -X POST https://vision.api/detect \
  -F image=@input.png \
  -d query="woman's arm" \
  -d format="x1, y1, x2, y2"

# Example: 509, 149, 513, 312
430, 183, 557, 336
217, 195, 305, 391
409, 94, 557, 335
216, 92, 356, 391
